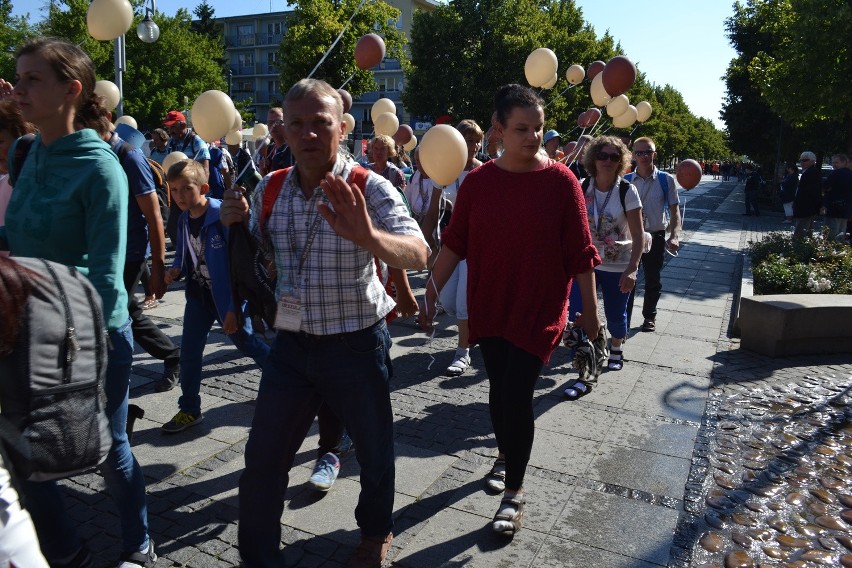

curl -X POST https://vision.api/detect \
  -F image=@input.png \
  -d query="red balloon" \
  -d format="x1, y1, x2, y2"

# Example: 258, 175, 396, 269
355, 33, 385, 70
393, 124, 413, 146
676, 159, 702, 190
338, 89, 352, 113
586, 107, 602, 126
563, 141, 577, 155
587, 60, 605, 80
577, 110, 589, 128
601, 55, 636, 98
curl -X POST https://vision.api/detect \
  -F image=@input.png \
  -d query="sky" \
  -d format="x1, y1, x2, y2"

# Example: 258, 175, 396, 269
16, 0, 736, 128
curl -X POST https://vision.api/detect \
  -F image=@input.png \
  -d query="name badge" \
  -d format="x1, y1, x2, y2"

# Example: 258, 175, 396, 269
274, 294, 302, 331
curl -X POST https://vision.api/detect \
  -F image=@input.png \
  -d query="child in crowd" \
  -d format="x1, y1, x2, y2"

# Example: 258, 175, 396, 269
162, 160, 269, 433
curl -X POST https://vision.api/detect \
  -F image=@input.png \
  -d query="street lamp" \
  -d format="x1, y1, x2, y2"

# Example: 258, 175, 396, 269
137, 0, 159, 43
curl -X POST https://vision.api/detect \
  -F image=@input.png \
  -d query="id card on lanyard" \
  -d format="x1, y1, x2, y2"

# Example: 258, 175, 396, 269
273, 185, 325, 331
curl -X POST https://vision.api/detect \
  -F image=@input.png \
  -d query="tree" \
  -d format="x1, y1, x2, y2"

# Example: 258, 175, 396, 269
0, 0, 34, 81
278, 0, 407, 97
37, 2, 227, 132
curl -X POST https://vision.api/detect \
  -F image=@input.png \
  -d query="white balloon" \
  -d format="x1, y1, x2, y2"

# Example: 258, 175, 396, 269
87, 0, 133, 41
252, 123, 268, 140
403, 135, 417, 152
232, 109, 243, 132
524, 48, 558, 88
418, 125, 467, 187
191, 90, 237, 142
612, 105, 638, 129
371, 98, 396, 123
541, 73, 558, 89
605, 94, 629, 118
590, 73, 611, 107
566, 64, 585, 85
162, 151, 188, 172
636, 101, 653, 122
225, 130, 243, 145
342, 113, 355, 135
114, 114, 137, 129
94, 80, 120, 111
374, 112, 399, 137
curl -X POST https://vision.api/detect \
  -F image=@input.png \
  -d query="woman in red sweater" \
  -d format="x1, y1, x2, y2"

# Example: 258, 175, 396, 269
419, 84, 601, 536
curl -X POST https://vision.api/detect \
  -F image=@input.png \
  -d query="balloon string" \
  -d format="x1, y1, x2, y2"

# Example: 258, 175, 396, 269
307, 0, 369, 79
629, 124, 640, 136
543, 83, 579, 108
339, 71, 356, 89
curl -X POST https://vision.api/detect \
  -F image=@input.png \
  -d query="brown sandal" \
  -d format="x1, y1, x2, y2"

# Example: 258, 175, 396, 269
484, 458, 506, 493
492, 496, 524, 536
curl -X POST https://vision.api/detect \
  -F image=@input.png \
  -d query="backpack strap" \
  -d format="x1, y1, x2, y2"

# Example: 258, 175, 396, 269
657, 170, 671, 209
9, 133, 36, 186
348, 165, 370, 196
618, 179, 630, 214
259, 166, 292, 237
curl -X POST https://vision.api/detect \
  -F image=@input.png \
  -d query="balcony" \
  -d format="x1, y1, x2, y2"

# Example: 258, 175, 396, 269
231, 65, 255, 76
256, 63, 279, 75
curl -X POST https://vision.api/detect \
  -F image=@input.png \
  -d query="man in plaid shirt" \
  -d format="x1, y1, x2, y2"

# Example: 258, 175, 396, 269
221, 78, 428, 568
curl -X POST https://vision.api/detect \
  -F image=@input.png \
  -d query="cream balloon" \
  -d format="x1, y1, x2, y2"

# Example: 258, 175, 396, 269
342, 113, 355, 135
94, 80, 121, 111
225, 130, 243, 145
636, 101, 653, 123
524, 48, 558, 88
232, 109, 243, 132
87, 0, 133, 41
114, 114, 137, 129
403, 135, 417, 152
371, 98, 396, 123
590, 73, 611, 107
191, 90, 237, 142
162, 151, 188, 172
612, 105, 638, 129
566, 64, 585, 85
541, 73, 558, 90
252, 123, 268, 140
418, 125, 467, 187
374, 112, 399, 137
605, 94, 629, 118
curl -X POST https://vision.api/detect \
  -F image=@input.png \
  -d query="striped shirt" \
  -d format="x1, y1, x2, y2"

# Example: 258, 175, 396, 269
249, 157, 426, 335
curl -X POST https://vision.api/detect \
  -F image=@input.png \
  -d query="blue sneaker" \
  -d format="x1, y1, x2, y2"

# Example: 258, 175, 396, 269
337, 431, 354, 455
309, 452, 340, 492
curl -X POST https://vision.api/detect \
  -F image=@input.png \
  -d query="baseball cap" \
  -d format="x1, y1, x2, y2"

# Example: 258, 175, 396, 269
544, 129, 561, 144
163, 110, 186, 126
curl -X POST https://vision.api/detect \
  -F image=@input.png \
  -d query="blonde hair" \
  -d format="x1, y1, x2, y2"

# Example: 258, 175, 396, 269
633, 136, 656, 152
369, 134, 397, 159
456, 119, 484, 141
583, 135, 632, 178
167, 159, 207, 187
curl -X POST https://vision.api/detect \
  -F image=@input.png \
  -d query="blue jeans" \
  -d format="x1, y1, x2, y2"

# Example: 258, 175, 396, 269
569, 269, 631, 339
24, 318, 150, 561
239, 320, 394, 568
178, 293, 270, 415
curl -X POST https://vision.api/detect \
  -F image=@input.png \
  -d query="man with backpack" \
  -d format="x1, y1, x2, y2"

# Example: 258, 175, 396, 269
163, 111, 210, 245
102, 122, 183, 392
623, 136, 682, 333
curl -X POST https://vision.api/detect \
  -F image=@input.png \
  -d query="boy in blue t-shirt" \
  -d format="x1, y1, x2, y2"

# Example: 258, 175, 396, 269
162, 160, 269, 433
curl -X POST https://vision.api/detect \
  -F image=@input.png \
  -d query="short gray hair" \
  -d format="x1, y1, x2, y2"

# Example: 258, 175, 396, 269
283, 79, 343, 119
799, 151, 817, 162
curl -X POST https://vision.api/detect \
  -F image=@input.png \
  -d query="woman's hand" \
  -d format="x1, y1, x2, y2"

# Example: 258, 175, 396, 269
619, 268, 637, 293
575, 311, 601, 342
164, 267, 182, 286
223, 311, 237, 334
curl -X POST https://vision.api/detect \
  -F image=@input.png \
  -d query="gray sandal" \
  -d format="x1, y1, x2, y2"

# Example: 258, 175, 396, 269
484, 458, 506, 493
492, 496, 525, 535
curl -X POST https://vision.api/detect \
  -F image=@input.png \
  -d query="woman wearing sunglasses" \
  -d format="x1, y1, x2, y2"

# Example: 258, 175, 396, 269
566, 135, 644, 377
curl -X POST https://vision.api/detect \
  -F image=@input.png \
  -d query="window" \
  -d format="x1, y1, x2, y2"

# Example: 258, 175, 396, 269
267, 52, 277, 65
238, 53, 254, 68
267, 22, 282, 34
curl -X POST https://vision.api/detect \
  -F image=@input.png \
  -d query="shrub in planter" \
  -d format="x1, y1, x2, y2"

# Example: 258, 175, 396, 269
748, 229, 852, 295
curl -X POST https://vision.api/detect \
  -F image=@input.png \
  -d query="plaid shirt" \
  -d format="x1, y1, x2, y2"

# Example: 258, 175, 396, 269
249, 157, 426, 335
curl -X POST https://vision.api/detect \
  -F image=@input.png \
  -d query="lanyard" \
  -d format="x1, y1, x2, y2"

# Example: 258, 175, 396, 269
592, 180, 614, 233
286, 184, 325, 284
416, 175, 430, 220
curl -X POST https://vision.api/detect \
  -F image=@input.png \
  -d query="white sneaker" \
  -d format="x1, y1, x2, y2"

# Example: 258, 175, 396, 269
445, 351, 471, 377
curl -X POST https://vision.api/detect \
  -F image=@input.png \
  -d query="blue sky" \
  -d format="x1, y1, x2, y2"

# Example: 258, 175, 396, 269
16, 0, 736, 128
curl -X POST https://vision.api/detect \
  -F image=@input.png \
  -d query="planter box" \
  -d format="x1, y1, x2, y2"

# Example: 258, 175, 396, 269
739, 294, 852, 357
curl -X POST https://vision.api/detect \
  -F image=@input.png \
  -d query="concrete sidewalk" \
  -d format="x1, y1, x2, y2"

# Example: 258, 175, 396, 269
61, 176, 852, 567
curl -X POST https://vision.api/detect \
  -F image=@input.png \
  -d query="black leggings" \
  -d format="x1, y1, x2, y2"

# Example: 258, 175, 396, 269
478, 337, 543, 491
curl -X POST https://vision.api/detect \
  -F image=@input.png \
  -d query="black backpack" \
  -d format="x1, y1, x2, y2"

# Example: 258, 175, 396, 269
581, 177, 632, 213
116, 142, 171, 225
0, 258, 111, 481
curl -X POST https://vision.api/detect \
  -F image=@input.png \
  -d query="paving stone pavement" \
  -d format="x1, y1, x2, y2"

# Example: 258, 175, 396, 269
58, 176, 852, 567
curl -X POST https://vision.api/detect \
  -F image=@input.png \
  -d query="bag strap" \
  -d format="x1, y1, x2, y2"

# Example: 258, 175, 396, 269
259, 166, 292, 237
9, 133, 36, 187
618, 179, 630, 214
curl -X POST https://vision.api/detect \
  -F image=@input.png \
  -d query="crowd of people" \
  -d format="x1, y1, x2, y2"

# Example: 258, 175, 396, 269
2, 33, 849, 568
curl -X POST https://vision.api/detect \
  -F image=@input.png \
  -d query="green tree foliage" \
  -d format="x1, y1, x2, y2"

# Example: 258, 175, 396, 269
724, 0, 852, 161
404, 0, 728, 162
278, 0, 407, 97
37, 2, 227, 132
0, 0, 34, 81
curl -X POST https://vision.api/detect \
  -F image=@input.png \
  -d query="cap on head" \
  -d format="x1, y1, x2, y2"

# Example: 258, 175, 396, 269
543, 129, 560, 144
163, 110, 186, 126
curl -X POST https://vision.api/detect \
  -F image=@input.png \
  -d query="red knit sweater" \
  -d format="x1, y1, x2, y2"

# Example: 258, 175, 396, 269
441, 160, 600, 363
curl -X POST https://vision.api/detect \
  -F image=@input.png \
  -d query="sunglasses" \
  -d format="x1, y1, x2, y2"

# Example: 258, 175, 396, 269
595, 152, 621, 162
634, 150, 654, 157
269, 119, 284, 127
